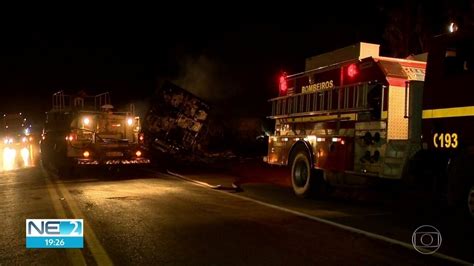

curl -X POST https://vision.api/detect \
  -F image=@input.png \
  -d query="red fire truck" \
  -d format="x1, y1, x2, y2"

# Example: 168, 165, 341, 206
267, 31, 474, 216
40, 91, 150, 175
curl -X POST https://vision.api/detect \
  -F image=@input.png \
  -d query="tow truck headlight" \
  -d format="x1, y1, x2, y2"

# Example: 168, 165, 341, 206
135, 150, 142, 157
127, 118, 133, 126
83, 151, 90, 158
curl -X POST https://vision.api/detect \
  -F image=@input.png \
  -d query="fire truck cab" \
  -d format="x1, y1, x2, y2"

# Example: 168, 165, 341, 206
40, 91, 150, 175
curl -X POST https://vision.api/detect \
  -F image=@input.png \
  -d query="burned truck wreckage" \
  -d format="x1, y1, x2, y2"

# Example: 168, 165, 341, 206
143, 81, 267, 164
143, 81, 211, 157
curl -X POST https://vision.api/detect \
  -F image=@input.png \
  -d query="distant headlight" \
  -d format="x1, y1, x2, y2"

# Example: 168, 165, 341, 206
4, 138, 13, 144
127, 118, 133, 126
22, 137, 27, 143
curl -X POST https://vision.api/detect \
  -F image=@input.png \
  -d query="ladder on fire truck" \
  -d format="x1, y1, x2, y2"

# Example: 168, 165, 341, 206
52, 91, 112, 112
269, 82, 375, 120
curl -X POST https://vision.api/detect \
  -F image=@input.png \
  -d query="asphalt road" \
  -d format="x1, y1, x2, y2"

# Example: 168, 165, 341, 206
0, 165, 472, 265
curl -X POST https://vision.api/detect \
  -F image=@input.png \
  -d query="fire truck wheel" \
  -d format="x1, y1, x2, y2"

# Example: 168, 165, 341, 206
291, 150, 316, 198
468, 184, 474, 218
447, 153, 474, 218
39, 151, 52, 171
58, 160, 76, 178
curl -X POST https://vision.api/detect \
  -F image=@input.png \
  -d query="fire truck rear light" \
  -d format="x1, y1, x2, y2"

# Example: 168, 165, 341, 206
347, 63, 358, 78
341, 140, 345, 145
279, 73, 287, 93
66, 134, 75, 141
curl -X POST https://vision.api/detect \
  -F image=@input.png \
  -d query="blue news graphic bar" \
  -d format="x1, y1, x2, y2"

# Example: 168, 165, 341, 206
26, 237, 83, 248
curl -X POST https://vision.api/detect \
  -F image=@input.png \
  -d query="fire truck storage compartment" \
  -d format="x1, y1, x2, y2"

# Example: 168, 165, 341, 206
315, 136, 354, 172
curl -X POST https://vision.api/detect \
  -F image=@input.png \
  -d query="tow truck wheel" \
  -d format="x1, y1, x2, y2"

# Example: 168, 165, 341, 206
291, 150, 318, 198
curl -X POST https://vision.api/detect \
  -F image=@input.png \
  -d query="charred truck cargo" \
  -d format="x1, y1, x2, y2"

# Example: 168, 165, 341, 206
267, 32, 474, 217
40, 91, 150, 174
143, 81, 210, 157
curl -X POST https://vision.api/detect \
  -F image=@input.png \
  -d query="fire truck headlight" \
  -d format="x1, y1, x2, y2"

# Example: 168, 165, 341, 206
135, 150, 142, 157
83, 117, 90, 126
83, 150, 90, 158
127, 118, 133, 126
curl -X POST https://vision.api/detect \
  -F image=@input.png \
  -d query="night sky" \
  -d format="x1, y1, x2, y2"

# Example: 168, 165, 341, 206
0, 1, 471, 123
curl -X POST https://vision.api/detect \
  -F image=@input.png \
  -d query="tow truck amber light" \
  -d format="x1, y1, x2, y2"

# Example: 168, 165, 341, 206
135, 150, 142, 157
83, 151, 90, 158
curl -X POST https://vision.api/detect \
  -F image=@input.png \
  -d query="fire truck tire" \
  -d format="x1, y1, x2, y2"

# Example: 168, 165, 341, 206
447, 153, 474, 218
58, 162, 76, 178
290, 149, 325, 198
39, 147, 53, 171
468, 184, 474, 218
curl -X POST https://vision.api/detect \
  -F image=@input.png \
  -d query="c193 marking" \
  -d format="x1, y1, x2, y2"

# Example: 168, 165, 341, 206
433, 133, 458, 148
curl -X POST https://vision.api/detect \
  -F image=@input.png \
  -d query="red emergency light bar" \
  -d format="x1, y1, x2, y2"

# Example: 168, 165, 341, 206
279, 73, 287, 93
